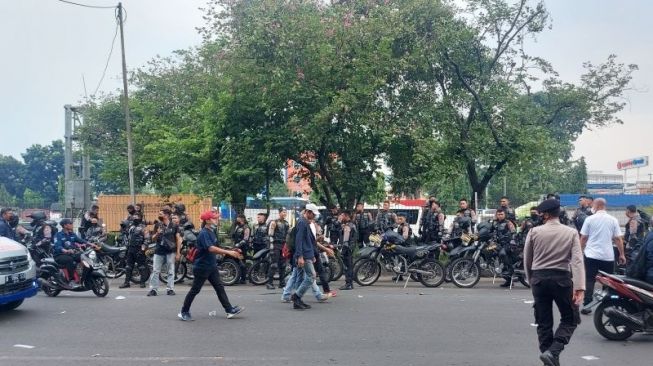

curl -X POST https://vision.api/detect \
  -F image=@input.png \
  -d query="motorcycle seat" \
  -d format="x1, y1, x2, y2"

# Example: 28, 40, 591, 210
393, 245, 429, 256
621, 277, 653, 292
101, 244, 125, 254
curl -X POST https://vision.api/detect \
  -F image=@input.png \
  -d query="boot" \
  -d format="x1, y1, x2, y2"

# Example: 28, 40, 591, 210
119, 282, 131, 289
339, 283, 353, 290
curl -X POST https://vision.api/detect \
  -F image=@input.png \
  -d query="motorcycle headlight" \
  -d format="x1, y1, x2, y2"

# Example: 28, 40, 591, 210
88, 250, 97, 261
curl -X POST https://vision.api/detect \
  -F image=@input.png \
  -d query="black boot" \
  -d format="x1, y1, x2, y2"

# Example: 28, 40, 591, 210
119, 282, 131, 289
291, 294, 310, 310
500, 279, 511, 288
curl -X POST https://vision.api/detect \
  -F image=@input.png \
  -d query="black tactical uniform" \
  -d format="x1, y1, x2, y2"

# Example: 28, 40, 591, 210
422, 209, 444, 243
375, 210, 396, 234
251, 222, 269, 253
120, 221, 150, 288
231, 222, 250, 284
397, 221, 414, 244
267, 218, 289, 287
572, 206, 593, 233
625, 216, 647, 249
354, 210, 373, 244
85, 223, 106, 243
493, 219, 516, 282
324, 213, 342, 245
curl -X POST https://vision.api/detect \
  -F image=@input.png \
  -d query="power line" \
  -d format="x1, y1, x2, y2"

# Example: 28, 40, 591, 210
93, 22, 119, 96
56, 0, 116, 9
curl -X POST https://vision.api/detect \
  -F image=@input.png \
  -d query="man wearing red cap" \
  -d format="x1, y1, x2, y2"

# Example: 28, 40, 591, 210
178, 211, 244, 321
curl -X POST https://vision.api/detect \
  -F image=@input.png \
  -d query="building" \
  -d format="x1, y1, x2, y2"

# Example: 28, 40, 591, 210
586, 171, 624, 195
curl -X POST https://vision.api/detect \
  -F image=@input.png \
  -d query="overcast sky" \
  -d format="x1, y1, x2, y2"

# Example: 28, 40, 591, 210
1, 0, 651, 182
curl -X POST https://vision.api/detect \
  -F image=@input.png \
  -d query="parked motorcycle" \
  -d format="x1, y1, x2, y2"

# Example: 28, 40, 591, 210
37, 246, 110, 298
593, 270, 653, 340
353, 231, 445, 288
246, 247, 292, 286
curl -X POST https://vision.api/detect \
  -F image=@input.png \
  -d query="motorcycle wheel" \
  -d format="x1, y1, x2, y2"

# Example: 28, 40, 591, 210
417, 259, 445, 288
42, 280, 61, 297
248, 260, 269, 285
219, 259, 240, 286
353, 259, 381, 287
593, 299, 637, 341
444, 263, 453, 283
450, 258, 481, 288
91, 277, 110, 297
329, 258, 343, 282
160, 262, 187, 284
101, 256, 120, 279
130, 267, 142, 284
318, 264, 332, 285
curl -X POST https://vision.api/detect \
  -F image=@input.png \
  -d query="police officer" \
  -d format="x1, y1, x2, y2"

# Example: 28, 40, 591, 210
421, 201, 445, 243
54, 218, 96, 288
375, 200, 397, 233
251, 213, 269, 253
520, 207, 542, 242
339, 210, 358, 291
524, 199, 585, 366
396, 213, 413, 242
27, 211, 56, 248
267, 208, 289, 289
624, 205, 647, 250
572, 195, 593, 233
450, 209, 473, 238
231, 214, 250, 284
354, 203, 373, 245
324, 205, 341, 244
492, 208, 517, 287
85, 217, 107, 243
174, 203, 193, 228
498, 196, 517, 224
119, 212, 150, 288
546, 193, 571, 226
78, 204, 99, 240
458, 198, 477, 232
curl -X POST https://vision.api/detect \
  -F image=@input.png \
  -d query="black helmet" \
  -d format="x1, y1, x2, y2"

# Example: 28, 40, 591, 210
27, 211, 47, 221
174, 203, 186, 214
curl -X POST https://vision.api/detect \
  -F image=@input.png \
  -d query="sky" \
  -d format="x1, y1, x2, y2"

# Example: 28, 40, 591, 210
1, 0, 651, 182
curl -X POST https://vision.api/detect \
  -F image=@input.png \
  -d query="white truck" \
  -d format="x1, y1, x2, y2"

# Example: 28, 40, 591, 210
0, 236, 38, 311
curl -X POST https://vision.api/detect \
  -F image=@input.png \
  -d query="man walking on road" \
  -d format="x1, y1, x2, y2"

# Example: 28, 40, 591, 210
579, 198, 626, 314
524, 199, 585, 366
291, 204, 320, 310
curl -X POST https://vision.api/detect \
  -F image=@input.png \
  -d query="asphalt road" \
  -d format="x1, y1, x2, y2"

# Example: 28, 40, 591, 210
1, 277, 651, 366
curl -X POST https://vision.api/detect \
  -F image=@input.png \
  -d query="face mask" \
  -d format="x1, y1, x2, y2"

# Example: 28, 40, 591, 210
531, 214, 539, 220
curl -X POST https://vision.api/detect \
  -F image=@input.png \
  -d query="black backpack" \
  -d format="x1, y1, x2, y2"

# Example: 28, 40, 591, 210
626, 244, 648, 280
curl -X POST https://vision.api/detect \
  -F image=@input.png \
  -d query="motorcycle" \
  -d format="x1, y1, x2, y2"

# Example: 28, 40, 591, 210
321, 243, 344, 282
247, 247, 292, 286
353, 231, 445, 288
37, 246, 110, 298
87, 237, 128, 279
592, 270, 653, 341
448, 223, 501, 288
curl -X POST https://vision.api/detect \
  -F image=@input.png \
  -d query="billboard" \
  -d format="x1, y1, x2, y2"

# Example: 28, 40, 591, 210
617, 156, 648, 171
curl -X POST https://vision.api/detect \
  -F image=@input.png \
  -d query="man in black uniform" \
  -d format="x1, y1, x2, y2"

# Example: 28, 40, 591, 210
520, 207, 542, 242
231, 214, 250, 284
524, 199, 585, 366
267, 208, 289, 289
498, 196, 516, 224
354, 203, 373, 245
572, 195, 593, 233
251, 213, 269, 253
492, 208, 517, 287
324, 205, 341, 245
624, 205, 647, 250
458, 199, 477, 233
339, 210, 358, 291
119, 212, 150, 288
376, 200, 397, 234
546, 193, 571, 226
421, 201, 445, 244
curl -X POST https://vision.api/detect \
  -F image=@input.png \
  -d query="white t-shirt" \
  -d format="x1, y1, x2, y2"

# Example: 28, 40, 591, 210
580, 210, 622, 261
309, 222, 317, 239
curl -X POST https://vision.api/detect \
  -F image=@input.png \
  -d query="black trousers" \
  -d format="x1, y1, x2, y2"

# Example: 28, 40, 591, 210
55, 253, 81, 280
124, 247, 149, 285
182, 267, 233, 313
314, 254, 331, 293
267, 244, 286, 285
531, 270, 579, 357
583, 256, 614, 305
342, 245, 354, 285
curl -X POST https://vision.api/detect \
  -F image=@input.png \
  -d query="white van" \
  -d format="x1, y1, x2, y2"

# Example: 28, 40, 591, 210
0, 237, 38, 311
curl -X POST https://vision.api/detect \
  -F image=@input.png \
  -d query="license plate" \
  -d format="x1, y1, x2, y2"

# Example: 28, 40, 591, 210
4, 273, 26, 284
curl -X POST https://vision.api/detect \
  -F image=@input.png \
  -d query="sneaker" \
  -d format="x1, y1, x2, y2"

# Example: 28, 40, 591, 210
580, 307, 592, 315
226, 306, 244, 319
339, 283, 353, 290
167, 289, 176, 296
317, 293, 331, 303
69, 280, 80, 288
539, 351, 560, 366
119, 283, 130, 289
147, 289, 157, 297
329, 290, 338, 297
178, 312, 193, 321
281, 297, 291, 303
266, 283, 276, 290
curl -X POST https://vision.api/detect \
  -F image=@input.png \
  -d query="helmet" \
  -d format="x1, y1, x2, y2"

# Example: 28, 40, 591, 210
477, 222, 492, 241
174, 203, 186, 214
27, 211, 47, 222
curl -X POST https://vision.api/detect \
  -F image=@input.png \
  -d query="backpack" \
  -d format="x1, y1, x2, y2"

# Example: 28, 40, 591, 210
626, 244, 648, 280
282, 225, 298, 259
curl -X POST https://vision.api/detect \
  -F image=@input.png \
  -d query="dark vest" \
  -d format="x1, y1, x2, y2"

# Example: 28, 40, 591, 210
397, 222, 413, 240
252, 223, 268, 247
128, 224, 146, 247
354, 212, 372, 232
232, 224, 248, 244
272, 219, 289, 243
494, 220, 512, 244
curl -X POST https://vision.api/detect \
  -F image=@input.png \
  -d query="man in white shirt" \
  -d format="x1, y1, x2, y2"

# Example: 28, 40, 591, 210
579, 198, 626, 314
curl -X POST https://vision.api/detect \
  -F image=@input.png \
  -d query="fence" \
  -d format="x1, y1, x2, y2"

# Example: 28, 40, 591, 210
97, 194, 213, 232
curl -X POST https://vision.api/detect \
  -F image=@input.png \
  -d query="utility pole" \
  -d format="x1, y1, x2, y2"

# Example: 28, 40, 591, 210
118, 2, 135, 204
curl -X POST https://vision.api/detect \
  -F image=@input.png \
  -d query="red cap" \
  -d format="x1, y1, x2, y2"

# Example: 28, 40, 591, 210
200, 211, 218, 221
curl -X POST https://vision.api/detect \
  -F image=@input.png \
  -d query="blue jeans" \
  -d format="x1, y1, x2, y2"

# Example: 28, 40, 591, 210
149, 252, 175, 291
295, 260, 316, 299
282, 267, 300, 300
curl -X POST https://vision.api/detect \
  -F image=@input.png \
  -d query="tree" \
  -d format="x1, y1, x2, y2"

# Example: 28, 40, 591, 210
384, 0, 636, 204
0, 155, 25, 199
21, 140, 64, 206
